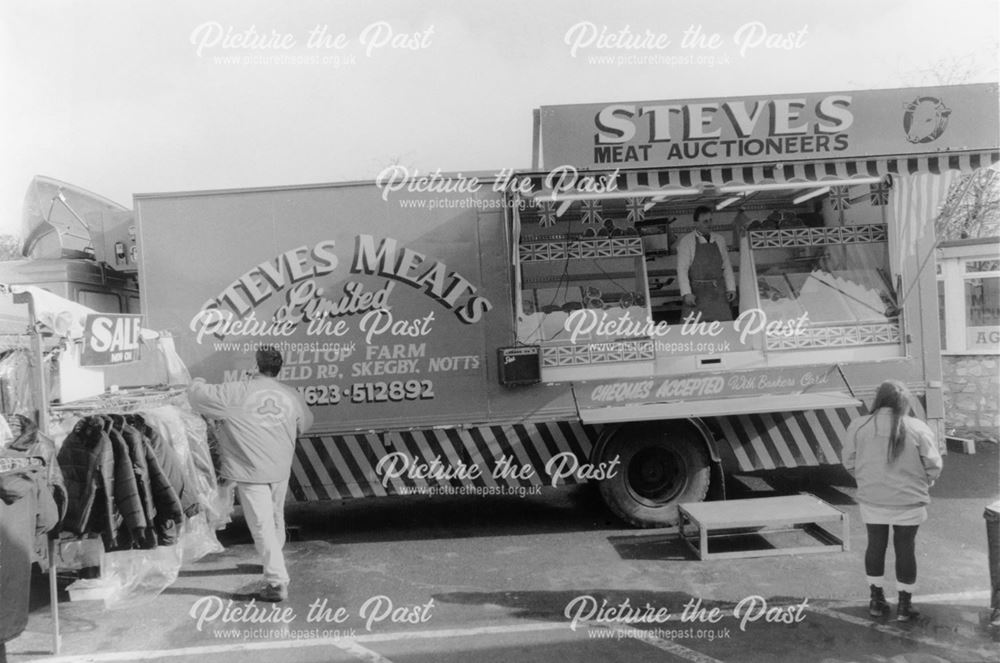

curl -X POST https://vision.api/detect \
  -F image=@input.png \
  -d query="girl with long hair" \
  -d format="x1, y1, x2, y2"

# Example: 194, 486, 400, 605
842, 380, 943, 622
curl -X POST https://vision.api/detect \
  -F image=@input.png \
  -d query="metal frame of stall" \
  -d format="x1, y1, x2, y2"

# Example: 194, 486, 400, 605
10, 289, 60, 655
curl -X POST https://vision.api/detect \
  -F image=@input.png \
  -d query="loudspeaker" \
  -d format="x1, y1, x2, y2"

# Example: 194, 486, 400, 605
497, 346, 541, 386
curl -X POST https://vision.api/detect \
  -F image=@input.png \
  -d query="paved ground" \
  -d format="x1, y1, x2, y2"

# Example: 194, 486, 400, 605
6, 441, 999, 663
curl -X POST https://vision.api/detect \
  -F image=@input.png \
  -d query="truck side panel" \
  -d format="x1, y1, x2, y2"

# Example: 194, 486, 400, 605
137, 184, 504, 433
289, 421, 599, 500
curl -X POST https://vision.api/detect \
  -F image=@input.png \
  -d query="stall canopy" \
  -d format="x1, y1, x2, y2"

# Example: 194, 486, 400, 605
1, 284, 176, 398
517, 151, 1000, 207
4, 284, 155, 342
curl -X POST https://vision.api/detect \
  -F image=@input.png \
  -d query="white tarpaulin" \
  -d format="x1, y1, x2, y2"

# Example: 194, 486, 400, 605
9, 284, 95, 339
9, 284, 157, 341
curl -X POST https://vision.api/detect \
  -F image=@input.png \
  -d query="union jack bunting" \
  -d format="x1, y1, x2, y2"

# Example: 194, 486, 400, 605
829, 186, 852, 211
869, 181, 890, 207
579, 199, 603, 225
625, 197, 645, 225
538, 201, 557, 227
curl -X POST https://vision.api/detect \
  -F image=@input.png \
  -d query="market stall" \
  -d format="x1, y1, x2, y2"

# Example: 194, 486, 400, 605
0, 284, 224, 655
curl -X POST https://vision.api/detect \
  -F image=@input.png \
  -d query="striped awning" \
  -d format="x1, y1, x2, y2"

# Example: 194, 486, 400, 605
518, 150, 1000, 194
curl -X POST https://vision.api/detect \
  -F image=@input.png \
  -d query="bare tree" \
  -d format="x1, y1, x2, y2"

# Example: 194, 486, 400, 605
0, 235, 22, 261
937, 166, 1000, 240
896, 41, 999, 87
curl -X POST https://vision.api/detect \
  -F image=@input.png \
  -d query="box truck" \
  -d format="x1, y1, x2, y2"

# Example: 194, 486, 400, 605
19, 84, 1000, 526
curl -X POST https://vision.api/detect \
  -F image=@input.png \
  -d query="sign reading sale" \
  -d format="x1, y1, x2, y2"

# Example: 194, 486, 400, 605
81, 314, 142, 366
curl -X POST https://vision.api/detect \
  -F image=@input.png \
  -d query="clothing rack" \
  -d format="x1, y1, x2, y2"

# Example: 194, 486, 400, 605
7, 290, 193, 655
49, 387, 187, 417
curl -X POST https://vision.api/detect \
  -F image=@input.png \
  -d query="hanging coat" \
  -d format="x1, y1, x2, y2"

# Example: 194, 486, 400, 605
57, 418, 118, 545
0, 444, 59, 644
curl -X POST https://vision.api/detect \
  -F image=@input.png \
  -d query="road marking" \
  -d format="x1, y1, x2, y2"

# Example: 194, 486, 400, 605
32, 622, 569, 662
597, 623, 725, 663
333, 638, 395, 663
30, 593, 997, 663
826, 591, 991, 606
351, 622, 567, 643
906, 591, 991, 604
807, 604, 997, 661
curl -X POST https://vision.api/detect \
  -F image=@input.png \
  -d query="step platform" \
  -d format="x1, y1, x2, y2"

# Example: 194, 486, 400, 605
678, 494, 849, 561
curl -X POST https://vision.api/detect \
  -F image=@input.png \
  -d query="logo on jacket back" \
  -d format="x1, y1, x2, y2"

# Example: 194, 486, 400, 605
247, 389, 293, 424
903, 97, 951, 144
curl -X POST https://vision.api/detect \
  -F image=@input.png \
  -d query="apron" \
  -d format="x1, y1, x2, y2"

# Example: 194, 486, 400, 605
681, 235, 733, 322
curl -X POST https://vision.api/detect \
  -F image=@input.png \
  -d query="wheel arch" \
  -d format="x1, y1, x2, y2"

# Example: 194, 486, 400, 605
590, 417, 726, 501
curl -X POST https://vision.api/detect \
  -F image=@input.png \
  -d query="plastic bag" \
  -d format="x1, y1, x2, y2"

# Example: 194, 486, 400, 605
159, 336, 191, 386
102, 545, 183, 610
208, 480, 236, 530
179, 512, 224, 564
0, 350, 51, 419
144, 405, 220, 521
56, 536, 105, 578
0, 415, 11, 448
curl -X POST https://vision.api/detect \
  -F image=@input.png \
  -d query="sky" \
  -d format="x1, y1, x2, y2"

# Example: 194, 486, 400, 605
1, 0, 998, 239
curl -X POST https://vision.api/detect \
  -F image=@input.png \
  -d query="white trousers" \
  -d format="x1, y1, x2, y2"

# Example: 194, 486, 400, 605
237, 480, 289, 586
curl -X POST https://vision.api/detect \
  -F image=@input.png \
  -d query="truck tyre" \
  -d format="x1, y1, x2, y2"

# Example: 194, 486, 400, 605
598, 425, 711, 528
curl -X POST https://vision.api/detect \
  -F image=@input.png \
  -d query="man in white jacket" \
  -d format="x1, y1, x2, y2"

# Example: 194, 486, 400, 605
188, 346, 313, 602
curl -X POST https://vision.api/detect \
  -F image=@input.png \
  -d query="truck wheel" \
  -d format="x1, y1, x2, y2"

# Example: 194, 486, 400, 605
598, 425, 711, 528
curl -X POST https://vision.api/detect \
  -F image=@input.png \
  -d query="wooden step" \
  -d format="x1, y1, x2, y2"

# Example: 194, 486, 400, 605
679, 494, 849, 561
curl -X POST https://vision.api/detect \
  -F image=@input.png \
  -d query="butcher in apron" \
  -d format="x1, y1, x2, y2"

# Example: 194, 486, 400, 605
677, 206, 736, 322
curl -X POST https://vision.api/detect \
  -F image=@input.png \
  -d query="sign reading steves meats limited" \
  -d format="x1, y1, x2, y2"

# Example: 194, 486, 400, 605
576, 365, 845, 409
537, 84, 999, 170
81, 313, 142, 366
176, 226, 497, 429
135, 183, 515, 436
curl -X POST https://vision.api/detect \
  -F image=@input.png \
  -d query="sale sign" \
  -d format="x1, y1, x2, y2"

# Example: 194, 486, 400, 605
81, 314, 143, 366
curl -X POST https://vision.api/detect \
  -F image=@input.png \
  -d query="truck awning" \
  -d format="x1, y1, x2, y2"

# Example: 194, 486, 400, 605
577, 391, 863, 425
516, 151, 999, 206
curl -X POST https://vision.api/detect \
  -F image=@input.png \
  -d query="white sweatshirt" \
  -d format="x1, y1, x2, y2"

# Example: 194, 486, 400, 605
841, 409, 943, 508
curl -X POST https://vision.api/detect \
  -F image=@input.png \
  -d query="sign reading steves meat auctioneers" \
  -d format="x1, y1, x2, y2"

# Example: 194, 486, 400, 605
537, 84, 999, 170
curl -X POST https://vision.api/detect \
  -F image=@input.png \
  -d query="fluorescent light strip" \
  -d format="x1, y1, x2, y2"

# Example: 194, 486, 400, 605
527, 187, 703, 203
719, 176, 882, 195
715, 196, 742, 210
529, 175, 883, 210
792, 186, 831, 205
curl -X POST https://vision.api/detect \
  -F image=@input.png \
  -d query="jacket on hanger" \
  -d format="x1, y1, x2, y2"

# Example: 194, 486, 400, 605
101, 416, 149, 548
0, 425, 61, 644
56, 414, 199, 549
57, 418, 117, 546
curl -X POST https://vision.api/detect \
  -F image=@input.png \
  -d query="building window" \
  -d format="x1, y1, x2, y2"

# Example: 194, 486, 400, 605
964, 260, 1000, 351
938, 240, 1000, 355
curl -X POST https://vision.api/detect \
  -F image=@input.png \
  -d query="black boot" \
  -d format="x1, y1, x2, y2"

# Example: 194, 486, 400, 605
897, 591, 919, 622
869, 585, 889, 617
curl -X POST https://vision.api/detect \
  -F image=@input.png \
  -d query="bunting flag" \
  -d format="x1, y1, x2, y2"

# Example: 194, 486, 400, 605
625, 197, 645, 225
829, 186, 852, 210
891, 171, 962, 273
538, 201, 557, 227
828, 185, 851, 226
869, 181, 890, 207
580, 199, 603, 225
